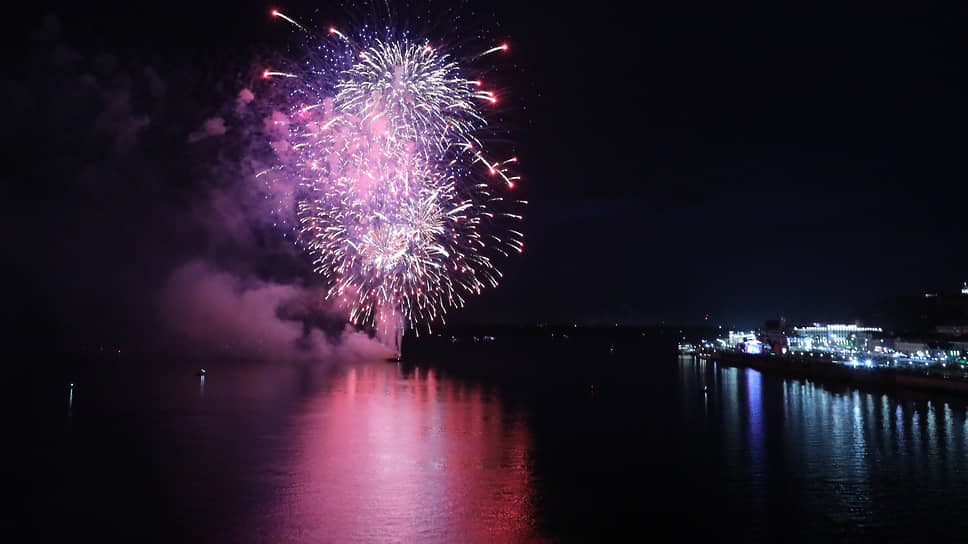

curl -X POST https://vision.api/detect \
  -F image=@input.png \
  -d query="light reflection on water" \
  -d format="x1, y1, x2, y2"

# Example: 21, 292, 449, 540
256, 362, 538, 543
678, 354, 968, 538
44, 349, 968, 542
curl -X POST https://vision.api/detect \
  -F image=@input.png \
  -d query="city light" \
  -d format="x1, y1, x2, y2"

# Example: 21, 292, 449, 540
692, 315, 968, 382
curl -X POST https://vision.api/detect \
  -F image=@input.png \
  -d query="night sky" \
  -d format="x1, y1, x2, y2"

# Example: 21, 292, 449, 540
5, 1, 966, 354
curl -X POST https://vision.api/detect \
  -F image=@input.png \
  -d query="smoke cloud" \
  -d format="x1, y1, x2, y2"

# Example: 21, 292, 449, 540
6, 13, 391, 362
236, 88, 255, 113
159, 260, 392, 361
188, 116, 227, 142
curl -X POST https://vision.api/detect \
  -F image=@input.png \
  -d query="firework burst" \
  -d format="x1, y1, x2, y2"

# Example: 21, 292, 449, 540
259, 9, 524, 342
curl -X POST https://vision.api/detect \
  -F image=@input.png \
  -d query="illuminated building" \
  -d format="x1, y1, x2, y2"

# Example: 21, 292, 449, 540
791, 323, 882, 352
727, 330, 757, 349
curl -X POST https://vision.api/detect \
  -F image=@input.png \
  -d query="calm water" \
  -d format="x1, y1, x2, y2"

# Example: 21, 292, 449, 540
10, 334, 968, 542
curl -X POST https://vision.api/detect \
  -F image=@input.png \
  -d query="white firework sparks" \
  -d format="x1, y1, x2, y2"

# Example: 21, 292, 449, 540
261, 10, 525, 339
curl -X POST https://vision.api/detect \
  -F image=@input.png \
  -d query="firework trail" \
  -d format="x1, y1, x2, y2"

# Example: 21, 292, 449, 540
259, 9, 524, 348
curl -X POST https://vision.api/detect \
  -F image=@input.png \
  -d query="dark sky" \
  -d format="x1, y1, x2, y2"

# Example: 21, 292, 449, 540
4, 0, 966, 352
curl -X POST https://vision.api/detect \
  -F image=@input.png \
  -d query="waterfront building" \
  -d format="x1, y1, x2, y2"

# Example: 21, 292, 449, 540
726, 330, 757, 349
894, 339, 929, 357
892, 337, 968, 361
762, 318, 790, 352
791, 323, 882, 352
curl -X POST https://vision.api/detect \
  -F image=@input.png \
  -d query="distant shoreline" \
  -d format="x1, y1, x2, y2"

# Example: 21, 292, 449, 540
695, 350, 968, 396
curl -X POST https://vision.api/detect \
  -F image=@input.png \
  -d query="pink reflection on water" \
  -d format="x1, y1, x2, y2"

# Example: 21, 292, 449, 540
272, 362, 539, 543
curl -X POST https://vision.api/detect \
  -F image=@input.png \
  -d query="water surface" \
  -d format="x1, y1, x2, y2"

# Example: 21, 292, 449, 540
11, 335, 968, 542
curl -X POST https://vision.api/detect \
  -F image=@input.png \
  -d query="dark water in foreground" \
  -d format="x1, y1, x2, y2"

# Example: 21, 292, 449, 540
10, 332, 968, 542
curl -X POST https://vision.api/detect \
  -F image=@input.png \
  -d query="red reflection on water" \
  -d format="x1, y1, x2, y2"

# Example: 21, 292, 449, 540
275, 362, 538, 543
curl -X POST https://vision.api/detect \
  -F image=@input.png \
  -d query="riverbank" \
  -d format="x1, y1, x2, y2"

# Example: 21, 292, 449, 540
696, 350, 968, 396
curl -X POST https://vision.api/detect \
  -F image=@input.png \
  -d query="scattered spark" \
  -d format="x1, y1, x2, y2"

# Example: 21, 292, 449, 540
477, 44, 510, 58
271, 9, 308, 33
329, 27, 348, 41
263, 70, 298, 78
